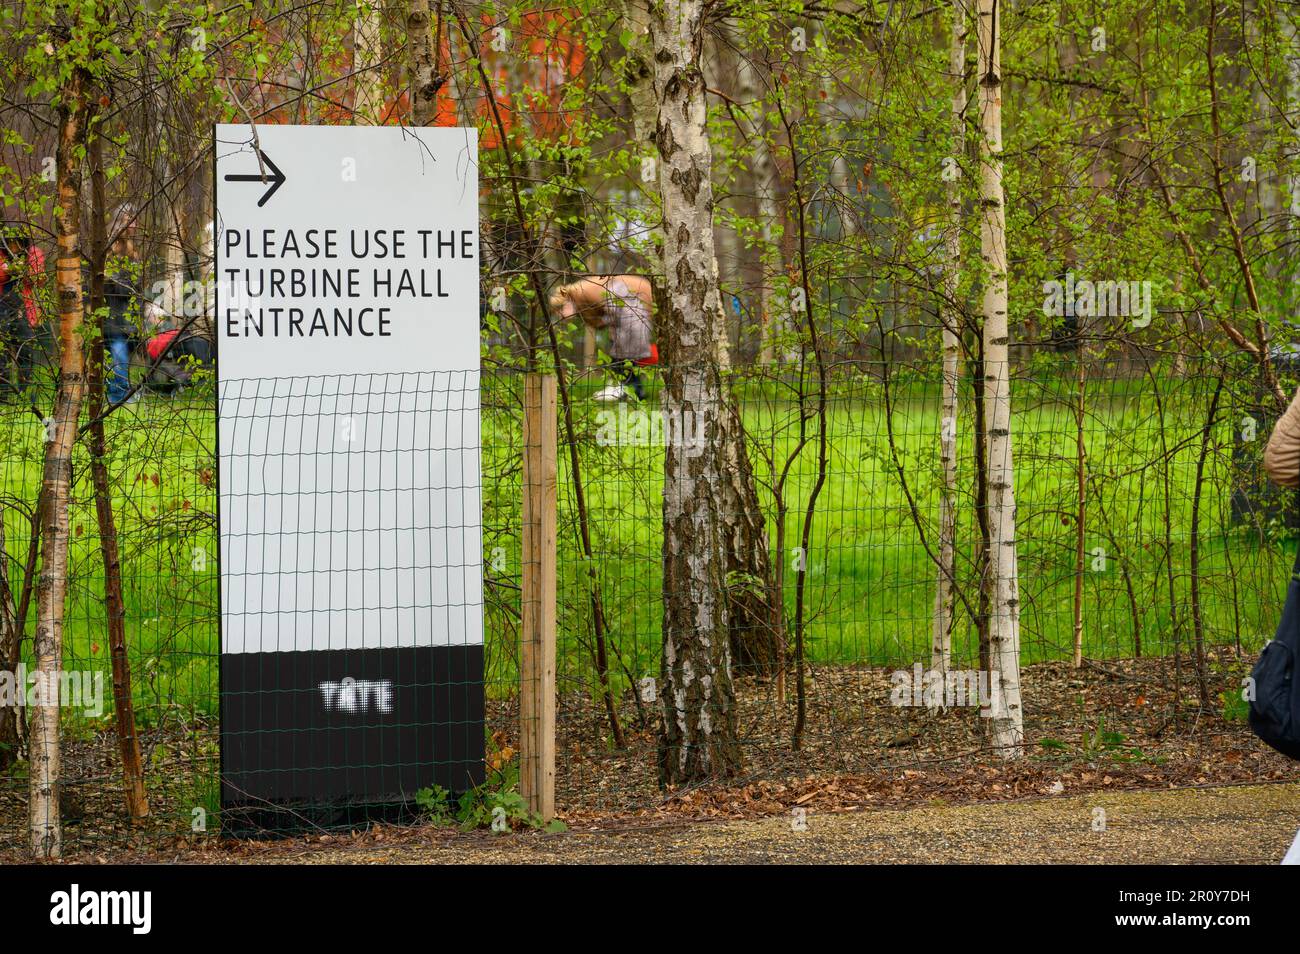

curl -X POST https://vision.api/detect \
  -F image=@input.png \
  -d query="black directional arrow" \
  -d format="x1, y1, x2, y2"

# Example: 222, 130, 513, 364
223, 148, 286, 207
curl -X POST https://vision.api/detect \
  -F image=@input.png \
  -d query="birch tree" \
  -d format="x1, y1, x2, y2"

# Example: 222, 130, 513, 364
649, 0, 743, 783
976, 0, 1023, 755
406, 0, 440, 125
30, 45, 89, 860
625, 0, 782, 676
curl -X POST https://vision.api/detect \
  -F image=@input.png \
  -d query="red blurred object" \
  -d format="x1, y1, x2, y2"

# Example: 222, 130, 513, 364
146, 329, 180, 361
636, 343, 659, 367
0, 244, 46, 328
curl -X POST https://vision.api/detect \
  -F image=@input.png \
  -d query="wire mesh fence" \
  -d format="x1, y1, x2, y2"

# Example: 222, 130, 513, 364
217, 371, 486, 834
541, 355, 1296, 811
0, 352, 1295, 852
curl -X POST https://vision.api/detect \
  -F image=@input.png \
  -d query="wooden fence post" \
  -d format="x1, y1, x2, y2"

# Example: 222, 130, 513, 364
520, 373, 557, 821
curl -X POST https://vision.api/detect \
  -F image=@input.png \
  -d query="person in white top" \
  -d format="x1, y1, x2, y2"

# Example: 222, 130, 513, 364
549, 274, 655, 401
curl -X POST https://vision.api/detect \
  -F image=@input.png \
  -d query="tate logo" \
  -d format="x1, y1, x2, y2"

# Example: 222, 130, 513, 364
319, 676, 394, 713
50, 884, 151, 934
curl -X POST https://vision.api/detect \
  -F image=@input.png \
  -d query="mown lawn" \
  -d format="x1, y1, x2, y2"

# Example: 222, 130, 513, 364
544, 369, 1287, 702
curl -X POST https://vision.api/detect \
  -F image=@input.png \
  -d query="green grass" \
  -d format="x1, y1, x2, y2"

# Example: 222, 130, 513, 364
2, 389, 218, 732
532, 369, 1288, 700
1, 366, 1289, 723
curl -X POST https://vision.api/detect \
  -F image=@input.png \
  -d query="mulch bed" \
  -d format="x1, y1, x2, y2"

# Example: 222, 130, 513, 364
1, 653, 1294, 861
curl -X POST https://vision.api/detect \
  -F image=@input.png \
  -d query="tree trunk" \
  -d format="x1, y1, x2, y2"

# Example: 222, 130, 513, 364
161, 197, 185, 319
725, 27, 785, 363
1055, 10, 1086, 670
933, 0, 968, 678
971, 343, 991, 676
622, 0, 657, 143
717, 399, 782, 675
745, 80, 785, 361
820, 68, 856, 243
30, 67, 88, 860
703, 31, 739, 330
354, 1, 385, 124
0, 499, 40, 774
0, 505, 18, 769
627, 2, 782, 676
406, 0, 440, 125
650, 0, 743, 785
976, 0, 1023, 756
87, 124, 148, 821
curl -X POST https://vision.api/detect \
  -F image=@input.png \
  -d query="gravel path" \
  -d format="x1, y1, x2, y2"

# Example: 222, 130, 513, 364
223, 782, 1300, 865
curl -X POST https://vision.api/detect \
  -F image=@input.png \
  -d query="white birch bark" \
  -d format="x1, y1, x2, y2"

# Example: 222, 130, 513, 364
976, 0, 1023, 755
623, 0, 658, 143
625, 0, 781, 674
31, 70, 88, 859
650, 0, 742, 782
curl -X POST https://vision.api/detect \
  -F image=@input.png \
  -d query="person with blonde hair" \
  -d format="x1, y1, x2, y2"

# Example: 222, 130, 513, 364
550, 274, 655, 401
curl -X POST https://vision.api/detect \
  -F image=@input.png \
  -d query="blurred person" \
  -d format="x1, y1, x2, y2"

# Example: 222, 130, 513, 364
1264, 383, 1300, 489
549, 274, 656, 401
140, 301, 212, 394
103, 204, 141, 405
1262, 385, 1300, 863
0, 223, 46, 402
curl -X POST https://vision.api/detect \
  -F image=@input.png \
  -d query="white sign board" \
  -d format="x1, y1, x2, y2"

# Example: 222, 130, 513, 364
214, 124, 484, 806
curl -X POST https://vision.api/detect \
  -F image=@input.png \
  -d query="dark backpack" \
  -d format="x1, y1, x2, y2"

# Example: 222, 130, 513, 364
1249, 542, 1300, 759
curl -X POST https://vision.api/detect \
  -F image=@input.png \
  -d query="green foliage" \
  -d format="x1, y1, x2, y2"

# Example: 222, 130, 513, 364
1081, 719, 1127, 757
414, 776, 567, 835
413, 732, 566, 834
1078, 716, 1163, 764
414, 784, 453, 823
1221, 688, 1251, 724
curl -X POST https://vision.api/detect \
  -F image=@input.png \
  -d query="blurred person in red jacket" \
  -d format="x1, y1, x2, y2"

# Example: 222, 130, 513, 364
139, 301, 212, 394
0, 222, 46, 403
